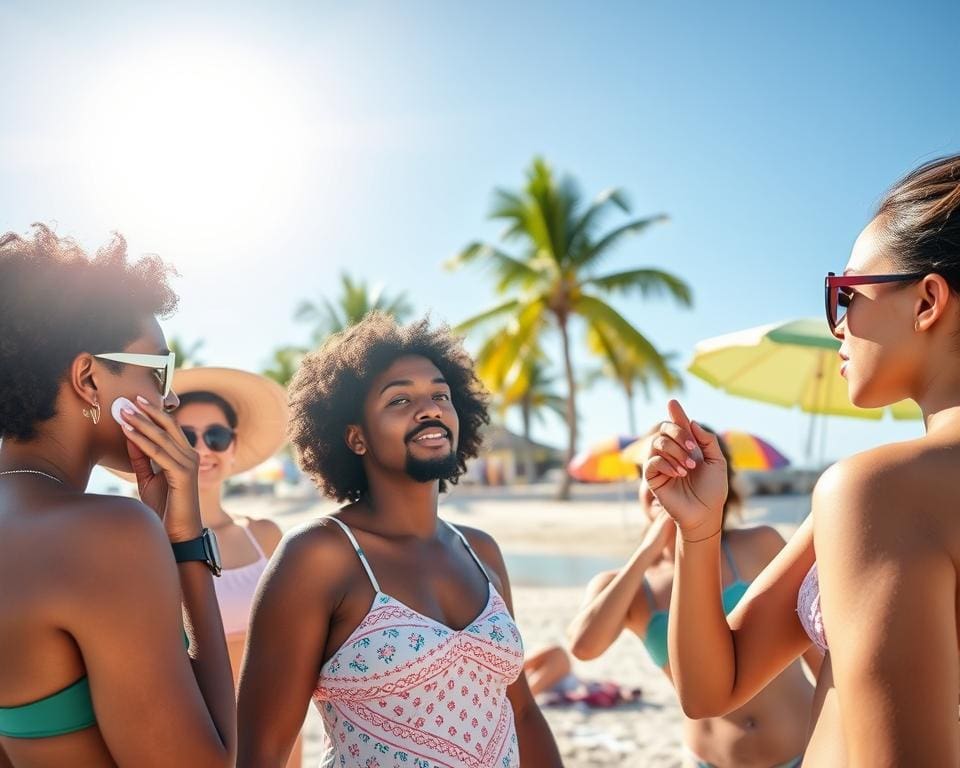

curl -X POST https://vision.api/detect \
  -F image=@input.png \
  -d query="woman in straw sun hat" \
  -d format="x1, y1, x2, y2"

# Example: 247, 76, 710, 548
170, 367, 303, 768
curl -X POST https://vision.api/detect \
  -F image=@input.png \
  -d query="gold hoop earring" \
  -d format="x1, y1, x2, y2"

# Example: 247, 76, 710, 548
82, 401, 101, 425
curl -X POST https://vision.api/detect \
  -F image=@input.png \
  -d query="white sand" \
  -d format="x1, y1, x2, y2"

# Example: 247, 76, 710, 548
230, 484, 810, 767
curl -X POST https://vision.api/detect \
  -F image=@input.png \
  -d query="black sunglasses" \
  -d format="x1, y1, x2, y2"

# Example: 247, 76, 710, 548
181, 425, 236, 452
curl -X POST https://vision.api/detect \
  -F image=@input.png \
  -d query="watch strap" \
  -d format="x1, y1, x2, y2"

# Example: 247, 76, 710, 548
171, 535, 207, 564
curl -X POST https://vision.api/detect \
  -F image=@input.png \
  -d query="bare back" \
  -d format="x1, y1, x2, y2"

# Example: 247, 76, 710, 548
806, 436, 960, 765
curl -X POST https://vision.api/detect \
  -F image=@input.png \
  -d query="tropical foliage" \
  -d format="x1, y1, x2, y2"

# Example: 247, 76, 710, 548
449, 157, 691, 498
295, 272, 413, 344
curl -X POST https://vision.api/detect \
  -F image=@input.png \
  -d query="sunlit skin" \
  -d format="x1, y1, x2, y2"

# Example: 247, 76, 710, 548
567, 442, 818, 768
172, 401, 298, 767
645, 216, 960, 766
236, 354, 563, 767
0, 318, 236, 768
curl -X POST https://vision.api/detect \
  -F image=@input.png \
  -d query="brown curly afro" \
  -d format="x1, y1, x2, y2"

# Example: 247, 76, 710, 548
0, 224, 178, 441
288, 313, 490, 502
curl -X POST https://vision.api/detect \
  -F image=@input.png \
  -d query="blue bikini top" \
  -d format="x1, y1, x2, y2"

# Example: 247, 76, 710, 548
641, 538, 749, 669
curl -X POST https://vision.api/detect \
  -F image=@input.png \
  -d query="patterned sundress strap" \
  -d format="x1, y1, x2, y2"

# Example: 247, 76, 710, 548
325, 516, 382, 593
442, 520, 492, 585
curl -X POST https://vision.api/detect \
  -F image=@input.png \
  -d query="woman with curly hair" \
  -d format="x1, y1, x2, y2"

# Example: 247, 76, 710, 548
237, 313, 562, 768
0, 226, 235, 766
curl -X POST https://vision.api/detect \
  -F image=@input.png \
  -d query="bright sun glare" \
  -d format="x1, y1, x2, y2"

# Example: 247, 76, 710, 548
74, 42, 310, 258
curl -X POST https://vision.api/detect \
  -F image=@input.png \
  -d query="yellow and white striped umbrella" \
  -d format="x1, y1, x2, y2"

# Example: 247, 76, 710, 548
688, 319, 920, 421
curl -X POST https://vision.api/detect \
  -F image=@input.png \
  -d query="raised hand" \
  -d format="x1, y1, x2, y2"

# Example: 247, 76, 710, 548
120, 396, 202, 542
639, 508, 677, 553
643, 400, 728, 541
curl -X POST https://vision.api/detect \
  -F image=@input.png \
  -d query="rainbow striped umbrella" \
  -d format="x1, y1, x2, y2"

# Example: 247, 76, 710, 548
720, 431, 790, 471
567, 435, 640, 482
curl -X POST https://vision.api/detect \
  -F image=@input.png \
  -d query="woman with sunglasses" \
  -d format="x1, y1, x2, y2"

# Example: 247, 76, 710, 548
646, 154, 960, 766
169, 368, 303, 767
0, 226, 235, 766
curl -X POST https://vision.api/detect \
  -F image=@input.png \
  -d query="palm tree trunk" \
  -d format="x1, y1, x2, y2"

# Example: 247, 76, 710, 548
520, 397, 536, 484
557, 315, 577, 500
626, 386, 637, 436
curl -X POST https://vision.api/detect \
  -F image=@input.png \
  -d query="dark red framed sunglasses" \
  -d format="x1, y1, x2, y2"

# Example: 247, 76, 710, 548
824, 271, 926, 337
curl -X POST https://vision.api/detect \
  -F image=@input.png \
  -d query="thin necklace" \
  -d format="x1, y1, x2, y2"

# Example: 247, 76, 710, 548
0, 469, 64, 484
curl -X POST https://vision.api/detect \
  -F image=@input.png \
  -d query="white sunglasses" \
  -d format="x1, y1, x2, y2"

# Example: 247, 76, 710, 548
93, 352, 177, 398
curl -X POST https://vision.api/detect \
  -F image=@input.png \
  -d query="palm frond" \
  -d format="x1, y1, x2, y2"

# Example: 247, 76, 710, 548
567, 187, 631, 251
583, 268, 693, 306
575, 294, 674, 384
454, 297, 522, 334
575, 214, 669, 268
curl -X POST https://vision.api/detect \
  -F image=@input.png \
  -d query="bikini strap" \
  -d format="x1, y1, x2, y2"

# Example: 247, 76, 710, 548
326, 516, 382, 593
240, 520, 267, 559
641, 579, 659, 611
720, 537, 742, 583
442, 520, 492, 585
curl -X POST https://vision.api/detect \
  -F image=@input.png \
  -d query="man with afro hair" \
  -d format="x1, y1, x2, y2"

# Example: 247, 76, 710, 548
238, 314, 562, 768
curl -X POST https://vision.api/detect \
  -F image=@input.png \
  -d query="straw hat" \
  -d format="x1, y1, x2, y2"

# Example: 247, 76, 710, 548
105, 367, 288, 481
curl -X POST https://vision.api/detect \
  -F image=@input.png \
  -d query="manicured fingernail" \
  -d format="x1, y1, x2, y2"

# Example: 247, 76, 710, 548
677, 466, 687, 476
685, 440, 696, 450
685, 458, 697, 469
136, 395, 149, 405
123, 423, 135, 432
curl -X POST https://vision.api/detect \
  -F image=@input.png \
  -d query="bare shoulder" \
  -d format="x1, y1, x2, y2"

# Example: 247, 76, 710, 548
52, 495, 179, 627
272, 516, 355, 573
584, 568, 620, 598
66, 493, 170, 560
817, 438, 936, 493
728, 525, 786, 559
724, 525, 788, 579
245, 516, 283, 556
814, 440, 948, 551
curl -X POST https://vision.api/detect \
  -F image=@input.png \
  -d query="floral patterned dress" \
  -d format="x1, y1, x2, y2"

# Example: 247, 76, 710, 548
314, 518, 524, 768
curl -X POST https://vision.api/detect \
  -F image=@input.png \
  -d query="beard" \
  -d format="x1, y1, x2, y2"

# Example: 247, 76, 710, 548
404, 450, 459, 483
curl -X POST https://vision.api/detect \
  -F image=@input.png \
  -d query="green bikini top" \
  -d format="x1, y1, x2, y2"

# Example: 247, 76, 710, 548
0, 632, 190, 739
641, 539, 750, 669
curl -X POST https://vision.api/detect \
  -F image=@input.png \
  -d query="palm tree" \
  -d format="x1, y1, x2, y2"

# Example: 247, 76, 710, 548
449, 157, 692, 498
477, 339, 566, 482
584, 330, 684, 435
295, 272, 413, 344
261, 345, 307, 388
169, 336, 205, 369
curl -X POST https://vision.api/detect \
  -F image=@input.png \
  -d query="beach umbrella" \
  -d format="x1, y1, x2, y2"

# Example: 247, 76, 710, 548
720, 430, 790, 471
688, 318, 921, 462
568, 435, 639, 482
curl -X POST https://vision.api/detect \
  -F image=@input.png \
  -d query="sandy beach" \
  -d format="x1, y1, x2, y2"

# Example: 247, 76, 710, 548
230, 484, 811, 768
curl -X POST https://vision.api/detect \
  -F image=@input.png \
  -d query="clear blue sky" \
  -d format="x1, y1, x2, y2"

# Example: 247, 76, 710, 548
3, 0, 959, 469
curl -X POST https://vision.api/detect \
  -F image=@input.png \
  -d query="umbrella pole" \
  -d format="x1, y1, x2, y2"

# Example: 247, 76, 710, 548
804, 412, 816, 467
804, 352, 828, 467
819, 414, 829, 466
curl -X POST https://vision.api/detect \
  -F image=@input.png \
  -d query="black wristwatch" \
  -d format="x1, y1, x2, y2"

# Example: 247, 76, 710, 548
171, 528, 222, 577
